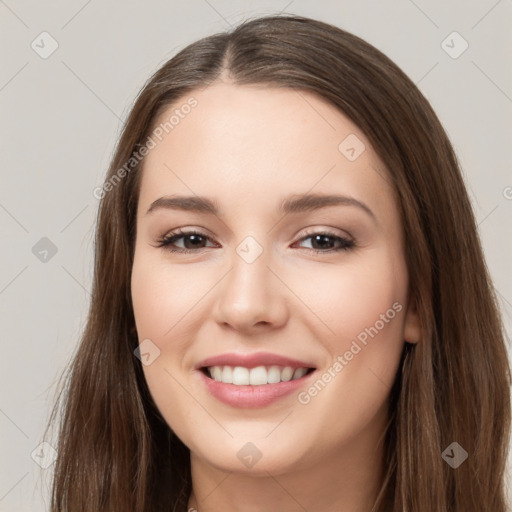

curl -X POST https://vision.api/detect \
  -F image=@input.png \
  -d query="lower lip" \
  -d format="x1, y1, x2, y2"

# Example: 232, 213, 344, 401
198, 369, 316, 408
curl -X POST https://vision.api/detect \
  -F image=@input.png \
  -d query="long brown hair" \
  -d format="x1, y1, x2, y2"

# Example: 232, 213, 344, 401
45, 14, 511, 511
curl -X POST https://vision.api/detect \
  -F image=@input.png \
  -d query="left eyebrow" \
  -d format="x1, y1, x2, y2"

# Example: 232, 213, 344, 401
279, 193, 376, 221
145, 193, 376, 221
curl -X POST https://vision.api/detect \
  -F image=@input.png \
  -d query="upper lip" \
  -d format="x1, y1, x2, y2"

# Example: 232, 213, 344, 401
195, 352, 316, 370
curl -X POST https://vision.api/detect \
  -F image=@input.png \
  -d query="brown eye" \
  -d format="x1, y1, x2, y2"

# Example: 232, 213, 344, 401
156, 230, 215, 253
156, 229, 355, 254
295, 231, 355, 253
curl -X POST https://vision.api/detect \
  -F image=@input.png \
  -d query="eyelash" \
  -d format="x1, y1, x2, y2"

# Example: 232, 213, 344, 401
155, 228, 355, 255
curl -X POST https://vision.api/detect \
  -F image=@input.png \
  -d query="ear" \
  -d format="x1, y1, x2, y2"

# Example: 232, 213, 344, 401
403, 299, 421, 344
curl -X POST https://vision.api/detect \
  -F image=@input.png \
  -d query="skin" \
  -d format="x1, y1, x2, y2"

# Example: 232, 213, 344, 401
131, 81, 421, 512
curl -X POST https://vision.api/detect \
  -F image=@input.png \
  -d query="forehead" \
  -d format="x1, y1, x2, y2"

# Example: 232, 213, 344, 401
138, 82, 397, 223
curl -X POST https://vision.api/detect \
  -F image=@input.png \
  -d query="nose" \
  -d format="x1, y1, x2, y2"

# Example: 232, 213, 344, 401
212, 245, 289, 335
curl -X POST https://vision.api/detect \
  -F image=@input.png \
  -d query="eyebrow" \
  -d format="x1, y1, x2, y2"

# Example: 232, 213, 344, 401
145, 193, 376, 220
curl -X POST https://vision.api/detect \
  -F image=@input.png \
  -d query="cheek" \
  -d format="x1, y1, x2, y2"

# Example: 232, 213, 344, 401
298, 254, 407, 351
296, 255, 407, 434
131, 254, 201, 428
131, 253, 205, 338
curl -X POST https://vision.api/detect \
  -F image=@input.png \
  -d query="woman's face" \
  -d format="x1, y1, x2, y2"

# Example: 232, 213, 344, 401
131, 82, 420, 475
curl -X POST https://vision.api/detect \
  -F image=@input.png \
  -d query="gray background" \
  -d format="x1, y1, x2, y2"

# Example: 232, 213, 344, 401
1, 1, 511, 510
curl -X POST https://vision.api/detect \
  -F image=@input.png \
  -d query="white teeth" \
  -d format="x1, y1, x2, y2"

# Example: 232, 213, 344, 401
293, 367, 308, 380
232, 366, 250, 385
280, 367, 294, 382
221, 365, 233, 384
211, 366, 222, 381
249, 366, 267, 385
207, 365, 311, 385
267, 365, 281, 384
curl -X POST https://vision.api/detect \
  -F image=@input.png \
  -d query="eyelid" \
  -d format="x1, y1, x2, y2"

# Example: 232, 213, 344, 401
297, 226, 353, 243
155, 226, 355, 254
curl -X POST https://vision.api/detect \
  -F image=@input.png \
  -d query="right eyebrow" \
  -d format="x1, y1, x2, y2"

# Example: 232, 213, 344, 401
145, 192, 376, 222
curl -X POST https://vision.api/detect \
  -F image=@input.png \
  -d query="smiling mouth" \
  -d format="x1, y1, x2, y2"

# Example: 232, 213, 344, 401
201, 365, 316, 385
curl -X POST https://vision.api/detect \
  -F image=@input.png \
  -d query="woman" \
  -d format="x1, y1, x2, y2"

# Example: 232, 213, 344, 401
45, 14, 511, 512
